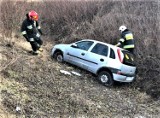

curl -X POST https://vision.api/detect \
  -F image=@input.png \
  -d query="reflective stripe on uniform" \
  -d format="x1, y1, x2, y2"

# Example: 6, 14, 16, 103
123, 44, 135, 49
36, 33, 40, 37
29, 38, 34, 41
27, 25, 33, 29
115, 42, 121, 46
119, 38, 125, 42
37, 26, 41, 29
22, 31, 27, 35
125, 33, 133, 40
34, 21, 36, 27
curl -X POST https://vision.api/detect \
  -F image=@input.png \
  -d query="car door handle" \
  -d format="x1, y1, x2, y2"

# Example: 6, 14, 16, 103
100, 58, 104, 62
81, 53, 85, 56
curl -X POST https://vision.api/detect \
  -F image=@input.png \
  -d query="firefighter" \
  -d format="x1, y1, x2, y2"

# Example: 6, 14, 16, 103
21, 10, 43, 55
115, 25, 135, 53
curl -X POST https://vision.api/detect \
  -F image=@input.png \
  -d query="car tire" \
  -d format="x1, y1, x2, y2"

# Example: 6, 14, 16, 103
98, 71, 114, 87
54, 51, 63, 62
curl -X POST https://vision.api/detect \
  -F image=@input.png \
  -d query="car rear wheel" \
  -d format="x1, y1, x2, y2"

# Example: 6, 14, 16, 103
98, 71, 114, 87
54, 51, 63, 62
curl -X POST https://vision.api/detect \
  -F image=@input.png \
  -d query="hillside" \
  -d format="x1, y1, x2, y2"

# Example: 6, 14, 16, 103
0, 0, 160, 117
0, 34, 159, 117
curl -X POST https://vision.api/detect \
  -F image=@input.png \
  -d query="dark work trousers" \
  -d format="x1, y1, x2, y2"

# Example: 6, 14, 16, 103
30, 37, 43, 51
126, 48, 134, 54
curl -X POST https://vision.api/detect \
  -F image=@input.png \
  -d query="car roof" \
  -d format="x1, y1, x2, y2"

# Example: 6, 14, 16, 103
80, 39, 119, 49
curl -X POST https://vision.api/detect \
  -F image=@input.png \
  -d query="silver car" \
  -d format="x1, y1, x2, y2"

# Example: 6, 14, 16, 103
51, 39, 136, 86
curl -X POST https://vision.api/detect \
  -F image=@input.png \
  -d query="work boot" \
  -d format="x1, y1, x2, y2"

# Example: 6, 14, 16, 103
38, 48, 43, 52
28, 50, 33, 53
32, 50, 39, 55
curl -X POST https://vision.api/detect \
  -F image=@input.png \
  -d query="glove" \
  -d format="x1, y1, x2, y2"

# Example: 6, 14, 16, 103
38, 29, 43, 35
115, 42, 121, 47
40, 32, 43, 35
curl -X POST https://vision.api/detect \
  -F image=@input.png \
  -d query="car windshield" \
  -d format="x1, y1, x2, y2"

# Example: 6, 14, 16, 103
75, 41, 94, 51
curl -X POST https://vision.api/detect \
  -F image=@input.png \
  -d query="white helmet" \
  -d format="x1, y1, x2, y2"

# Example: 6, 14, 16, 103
119, 25, 127, 32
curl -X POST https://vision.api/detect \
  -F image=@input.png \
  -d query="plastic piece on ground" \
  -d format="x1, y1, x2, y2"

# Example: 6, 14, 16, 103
71, 71, 81, 76
60, 70, 72, 76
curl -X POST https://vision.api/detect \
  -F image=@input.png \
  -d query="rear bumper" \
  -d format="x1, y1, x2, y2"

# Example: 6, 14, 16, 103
113, 73, 135, 82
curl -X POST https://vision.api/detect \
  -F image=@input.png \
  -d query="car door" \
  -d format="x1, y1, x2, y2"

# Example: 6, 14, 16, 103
65, 40, 94, 68
81, 43, 109, 73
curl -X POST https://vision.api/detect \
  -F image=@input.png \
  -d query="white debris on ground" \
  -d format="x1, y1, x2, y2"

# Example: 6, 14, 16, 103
16, 106, 21, 112
60, 70, 82, 77
60, 70, 72, 76
71, 71, 81, 76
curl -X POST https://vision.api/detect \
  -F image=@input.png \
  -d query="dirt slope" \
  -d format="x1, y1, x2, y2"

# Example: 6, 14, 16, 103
0, 36, 160, 118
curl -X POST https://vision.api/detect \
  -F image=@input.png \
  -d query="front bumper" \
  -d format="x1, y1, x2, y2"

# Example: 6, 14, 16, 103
51, 47, 56, 56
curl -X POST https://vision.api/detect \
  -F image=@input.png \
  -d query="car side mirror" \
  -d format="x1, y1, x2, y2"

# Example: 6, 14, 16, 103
71, 43, 78, 48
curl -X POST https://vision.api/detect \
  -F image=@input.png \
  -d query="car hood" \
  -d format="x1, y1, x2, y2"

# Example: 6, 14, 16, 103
54, 44, 70, 47
53, 44, 70, 50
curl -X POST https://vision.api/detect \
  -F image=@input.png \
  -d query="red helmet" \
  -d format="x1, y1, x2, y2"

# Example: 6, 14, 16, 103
28, 10, 38, 21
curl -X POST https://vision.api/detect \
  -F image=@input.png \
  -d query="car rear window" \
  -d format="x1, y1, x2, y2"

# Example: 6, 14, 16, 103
109, 48, 115, 59
122, 50, 135, 66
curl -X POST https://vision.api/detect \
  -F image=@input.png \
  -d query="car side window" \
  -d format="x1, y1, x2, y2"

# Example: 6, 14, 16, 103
76, 41, 93, 51
109, 48, 115, 59
91, 43, 108, 56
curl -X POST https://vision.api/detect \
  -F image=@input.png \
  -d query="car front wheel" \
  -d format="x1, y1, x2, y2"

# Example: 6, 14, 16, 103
54, 51, 63, 62
98, 71, 114, 87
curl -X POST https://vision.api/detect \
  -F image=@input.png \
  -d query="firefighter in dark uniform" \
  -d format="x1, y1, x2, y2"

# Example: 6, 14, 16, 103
115, 25, 135, 53
21, 10, 43, 55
